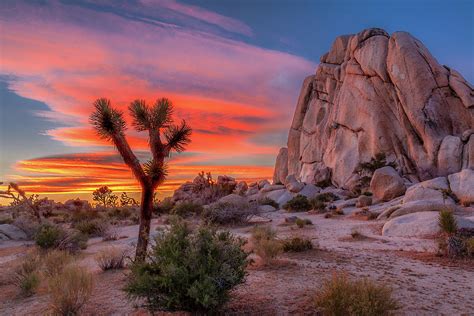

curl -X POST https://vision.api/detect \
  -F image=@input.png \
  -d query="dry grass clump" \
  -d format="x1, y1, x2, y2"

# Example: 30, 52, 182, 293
13, 253, 41, 296
42, 250, 74, 278
250, 226, 282, 264
48, 265, 94, 315
282, 237, 313, 252
314, 273, 399, 316
95, 247, 127, 271
201, 201, 258, 225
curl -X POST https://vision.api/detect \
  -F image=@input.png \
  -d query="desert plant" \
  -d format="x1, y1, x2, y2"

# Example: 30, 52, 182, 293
171, 201, 204, 217
13, 253, 41, 296
258, 197, 279, 209
251, 226, 282, 264
42, 250, 74, 278
124, 220, 248, 312
201, 201, 258, 225
446, 235, 465, 258
316, 179, 332, 188
74, 219, 109, 237
314, 273, 399, 316
0, 182, 41, 220
90, 98, 192, 261
310, 198, 326, 212
154, 196, 175, 213
282, 237, 313, 252
283, 195, 311, 212
95, 247, 127, 271
466, 237, 474, 257
120, 192, 139, 206
48, 265, 94, 315
58, 231, 89, 253
35, 223, 66, 250
438, 210, 458, 235
92, 186, 118, 207
314, 192, 339, 203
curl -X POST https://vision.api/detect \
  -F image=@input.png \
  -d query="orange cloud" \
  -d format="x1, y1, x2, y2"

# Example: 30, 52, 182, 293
0, 1, 314, 197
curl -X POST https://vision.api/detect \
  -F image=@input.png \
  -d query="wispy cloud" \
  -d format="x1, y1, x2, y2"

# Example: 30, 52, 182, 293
0, 0, 314, 194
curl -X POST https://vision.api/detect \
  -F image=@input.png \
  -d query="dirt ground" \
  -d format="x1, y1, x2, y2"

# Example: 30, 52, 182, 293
1, 212, 473, 315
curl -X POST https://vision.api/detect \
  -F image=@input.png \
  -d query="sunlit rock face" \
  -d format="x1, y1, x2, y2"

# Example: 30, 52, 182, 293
276, 28, 474, 188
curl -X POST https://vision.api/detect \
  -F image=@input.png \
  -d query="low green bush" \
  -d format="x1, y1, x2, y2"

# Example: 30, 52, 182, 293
13, 253, 41, 296
282, 237, 313, 252
283, 195, 311, 212
106, 207, 132, 220
438, 210, 458, 235
171, 201, 204, 217
124, 220, 249, 312
35, 223, 65, 250
314, 273, 399, 316
71, 209, 102, 223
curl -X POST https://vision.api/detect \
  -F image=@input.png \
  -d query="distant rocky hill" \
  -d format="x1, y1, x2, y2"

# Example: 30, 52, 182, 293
273, 28, 473, 189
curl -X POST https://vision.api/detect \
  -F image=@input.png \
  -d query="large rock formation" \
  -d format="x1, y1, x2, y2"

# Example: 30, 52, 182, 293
274, 28, 473, 188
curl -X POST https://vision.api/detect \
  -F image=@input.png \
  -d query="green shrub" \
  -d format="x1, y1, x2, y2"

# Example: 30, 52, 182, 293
316, 179, 332, 188
438, 210, 458, 235
124, 220, 249, 312
95, 247, 127, 271
314, 273, 399, 316
154, 197, 174, 214
171, 201, 204, 217
283, 195, 311, 212
35, 223, 65, 249
251, 226, 282, 264
74, 219, 109, 237
282, 237, 313, 252
466, 237, 474, 257
258, 197, 279, 209
201, 201, 258, 225
48, 265, 94, 315
14, 253, 41, 296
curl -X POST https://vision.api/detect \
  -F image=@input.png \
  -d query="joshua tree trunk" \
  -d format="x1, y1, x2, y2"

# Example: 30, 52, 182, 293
91, 98, 191, 262
135, 185, 154, 261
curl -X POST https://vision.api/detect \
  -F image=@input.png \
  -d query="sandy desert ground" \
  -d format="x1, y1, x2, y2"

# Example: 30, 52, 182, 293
1, 210, 473, 316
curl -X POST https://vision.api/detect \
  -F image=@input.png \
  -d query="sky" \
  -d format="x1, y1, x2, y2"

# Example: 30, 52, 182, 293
0, 0, 473, 202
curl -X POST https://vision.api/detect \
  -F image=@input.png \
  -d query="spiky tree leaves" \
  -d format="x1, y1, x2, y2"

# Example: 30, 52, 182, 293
165, 120, 192, 153
90, 98, 126, 140
90, 97, 191, 261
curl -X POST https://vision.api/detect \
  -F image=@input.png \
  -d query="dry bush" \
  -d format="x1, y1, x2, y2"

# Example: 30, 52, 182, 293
202, 201, 258, 225
314, 273, 399, 316
42, 250, 73, 278
282, 237, 313, 252
250, 226, 282, 264
13, 253, 41, 296
95, 247, 127, 271
48, 265, 94, 315
73, 219, 109, 237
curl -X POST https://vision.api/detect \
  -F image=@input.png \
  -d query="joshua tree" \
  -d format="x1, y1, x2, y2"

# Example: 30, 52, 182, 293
92, 186, 118, 207
0, 182, 41, 221
90, 98, 191, 261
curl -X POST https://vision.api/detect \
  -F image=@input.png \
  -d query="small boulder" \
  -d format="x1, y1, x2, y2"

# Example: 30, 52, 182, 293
403, 177, 454, 204
370, 166, 406, 201
0, 224, 28, 241
233, 181, 248, 195
287, 181, 304, 193
356, 195, 372, 208
273, 147, 289, 185
277, 190, 295, 207
260, 184, 285, 193
298, 184, 320, 199
259, 205, 277, 213
382, 211, 474, 238
437, 135, 462, 176
264, 189, 287, 202
258, 179, 271, 189
218, 194, 246, 205
448, 169, 474, 205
